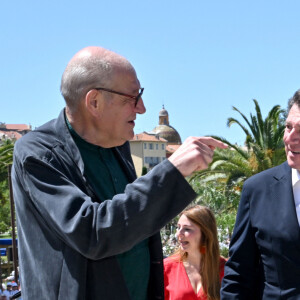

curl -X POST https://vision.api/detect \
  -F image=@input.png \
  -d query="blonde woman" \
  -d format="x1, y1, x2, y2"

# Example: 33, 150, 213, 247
164, 205, 226, 300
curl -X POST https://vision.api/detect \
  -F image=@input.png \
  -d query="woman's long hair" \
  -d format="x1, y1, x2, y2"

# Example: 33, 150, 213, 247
173, 205, 221, 300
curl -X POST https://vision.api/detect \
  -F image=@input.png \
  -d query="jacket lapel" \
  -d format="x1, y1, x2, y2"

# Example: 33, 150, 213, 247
272, 162, 300, 238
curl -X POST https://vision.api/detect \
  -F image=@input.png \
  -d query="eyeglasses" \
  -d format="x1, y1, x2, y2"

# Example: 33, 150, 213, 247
94, 87, 144, 107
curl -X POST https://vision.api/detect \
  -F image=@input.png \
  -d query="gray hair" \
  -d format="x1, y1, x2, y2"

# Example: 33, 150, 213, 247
287, 89, 300, 114
60, 55, 114, 110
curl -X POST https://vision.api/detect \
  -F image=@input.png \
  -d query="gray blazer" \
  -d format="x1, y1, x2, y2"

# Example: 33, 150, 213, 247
12, 109, 196, 300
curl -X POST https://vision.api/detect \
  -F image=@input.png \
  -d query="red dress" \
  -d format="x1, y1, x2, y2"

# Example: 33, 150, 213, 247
163, 256, 226, 300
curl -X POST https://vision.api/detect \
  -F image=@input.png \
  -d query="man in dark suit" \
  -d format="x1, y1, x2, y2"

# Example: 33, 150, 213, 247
221, 90, 300, 299
12, 46, 226, 300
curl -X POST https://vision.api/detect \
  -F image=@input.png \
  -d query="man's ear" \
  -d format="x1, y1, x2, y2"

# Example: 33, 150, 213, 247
85, 89, 103, 117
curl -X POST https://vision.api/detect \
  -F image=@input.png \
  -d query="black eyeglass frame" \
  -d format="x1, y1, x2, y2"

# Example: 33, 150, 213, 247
94, 87, 144, 107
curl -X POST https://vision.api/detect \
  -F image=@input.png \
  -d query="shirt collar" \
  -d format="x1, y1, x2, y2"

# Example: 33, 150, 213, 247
292, 168, 300, 186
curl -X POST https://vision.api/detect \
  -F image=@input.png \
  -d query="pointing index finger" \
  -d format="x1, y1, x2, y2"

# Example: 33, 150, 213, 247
199, 137, 228, 150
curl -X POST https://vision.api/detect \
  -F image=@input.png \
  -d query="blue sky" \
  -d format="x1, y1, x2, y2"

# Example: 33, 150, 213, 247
1, 0, 300, 145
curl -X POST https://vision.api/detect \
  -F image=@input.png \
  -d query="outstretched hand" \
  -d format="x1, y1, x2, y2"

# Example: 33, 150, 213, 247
168, 137, 228, 177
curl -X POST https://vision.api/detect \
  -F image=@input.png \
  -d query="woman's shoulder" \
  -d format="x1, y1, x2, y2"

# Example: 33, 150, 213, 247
164, 255, 183, 278
164, 255, 181, 267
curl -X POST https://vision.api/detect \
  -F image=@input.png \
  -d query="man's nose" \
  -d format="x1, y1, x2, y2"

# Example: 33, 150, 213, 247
135, 97, 146, 114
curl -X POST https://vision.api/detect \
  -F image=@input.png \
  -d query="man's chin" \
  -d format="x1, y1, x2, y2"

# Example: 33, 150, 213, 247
116, 133, 134, 146
127, 131, 134, 140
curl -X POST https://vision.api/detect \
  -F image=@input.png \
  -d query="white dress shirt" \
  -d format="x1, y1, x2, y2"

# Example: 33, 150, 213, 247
291, 168, 300, 226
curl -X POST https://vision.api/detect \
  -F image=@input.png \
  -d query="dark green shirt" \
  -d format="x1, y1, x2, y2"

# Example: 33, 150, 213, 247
66, 118, 150, 300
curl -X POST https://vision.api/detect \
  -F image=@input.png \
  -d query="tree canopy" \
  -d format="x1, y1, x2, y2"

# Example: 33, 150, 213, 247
193, 99, 286, 187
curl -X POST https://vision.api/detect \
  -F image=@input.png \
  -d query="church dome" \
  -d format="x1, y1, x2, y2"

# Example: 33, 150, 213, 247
152, 124, 182, 144
159, 107, 168, 117
151, 105, 182, 145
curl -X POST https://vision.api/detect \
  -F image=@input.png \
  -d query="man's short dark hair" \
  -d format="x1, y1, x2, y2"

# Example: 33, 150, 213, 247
287, 89, 300, 113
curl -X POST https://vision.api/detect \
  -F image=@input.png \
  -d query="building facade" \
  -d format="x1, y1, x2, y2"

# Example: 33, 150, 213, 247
130, 106, 182, 176
129, 132, 167, 177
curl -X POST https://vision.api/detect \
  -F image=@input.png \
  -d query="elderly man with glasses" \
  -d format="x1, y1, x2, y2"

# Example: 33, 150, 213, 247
12, 46, 226, 300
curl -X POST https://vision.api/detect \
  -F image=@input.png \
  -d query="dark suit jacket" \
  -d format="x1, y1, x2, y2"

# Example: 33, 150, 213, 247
221, 162, 300, 300
12, 109, 196, 300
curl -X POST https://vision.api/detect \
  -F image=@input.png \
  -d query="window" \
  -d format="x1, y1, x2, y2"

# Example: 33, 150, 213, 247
156, 144, 158, 150
145, 157, 160, 166
144, 143, 147, 149
162, 144, 165, 150
149, 143, 153, 150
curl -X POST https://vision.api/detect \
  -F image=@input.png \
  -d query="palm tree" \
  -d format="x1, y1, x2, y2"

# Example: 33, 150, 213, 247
227, 99, 285, 169
192, 99, 286, 187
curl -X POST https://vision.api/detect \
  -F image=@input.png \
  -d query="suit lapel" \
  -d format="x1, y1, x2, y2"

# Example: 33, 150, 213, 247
271, 162, 300, 239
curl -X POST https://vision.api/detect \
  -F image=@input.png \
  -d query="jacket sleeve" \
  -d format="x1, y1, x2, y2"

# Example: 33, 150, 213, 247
12, 148, 196, 260
221, 183, 260, 299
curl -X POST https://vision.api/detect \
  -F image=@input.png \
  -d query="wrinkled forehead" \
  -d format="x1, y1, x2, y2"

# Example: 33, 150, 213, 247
111, 67, 141, 90
113, 62, 137, 78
